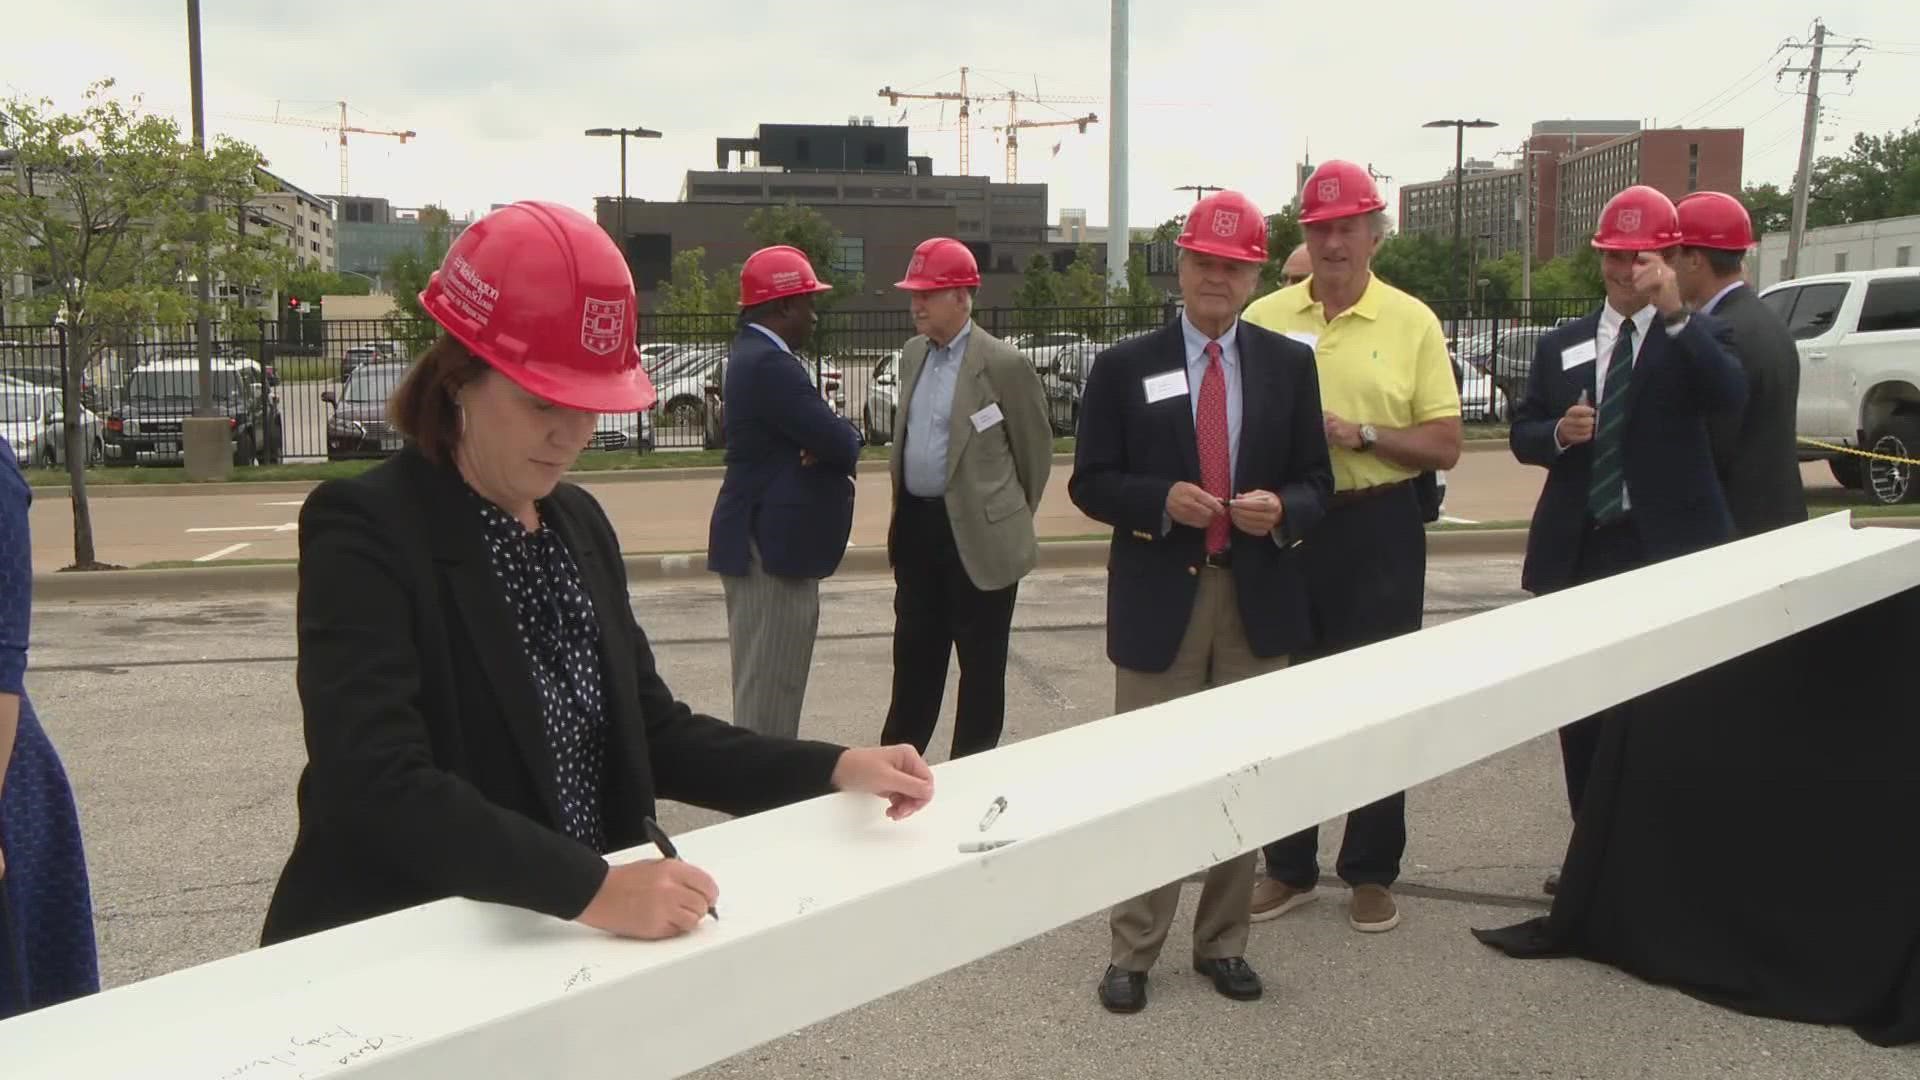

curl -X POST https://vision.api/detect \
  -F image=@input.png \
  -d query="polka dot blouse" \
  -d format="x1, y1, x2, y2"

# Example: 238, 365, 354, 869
472, 491, 610, 852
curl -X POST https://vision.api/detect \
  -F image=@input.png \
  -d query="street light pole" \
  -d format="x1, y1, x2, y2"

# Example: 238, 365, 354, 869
585, 126, 662, 267
1423, 118, 1497, 341
183, 0, 229, 480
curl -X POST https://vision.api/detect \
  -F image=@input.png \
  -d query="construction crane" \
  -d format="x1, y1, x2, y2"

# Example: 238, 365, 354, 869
1174, 184, 1224, 198
992, 111, 1097, 183
879, 67, 975, 176
218, 101, 416, 195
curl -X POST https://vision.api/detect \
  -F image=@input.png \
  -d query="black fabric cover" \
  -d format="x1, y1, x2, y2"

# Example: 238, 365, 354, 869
1474, 585, 1920, 1047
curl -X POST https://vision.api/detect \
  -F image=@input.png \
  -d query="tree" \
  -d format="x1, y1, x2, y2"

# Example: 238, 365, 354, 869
1741, 182, 1794, 237
1370, 232, 1462, 304
648, 246, 736, 344
283, 268, 371, 300
1011, 253, 1062, 334
1807, 121, 1920, 227
742, 203, 861, 306
0, 79, 282, 569
385, 215, 451, 349
1111, 251, 1163, 332
1256, 207, 1305, 297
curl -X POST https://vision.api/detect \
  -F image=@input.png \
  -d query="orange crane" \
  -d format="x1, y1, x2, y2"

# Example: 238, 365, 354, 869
878, 67, 977, 175
218, 101, 416, 195
993, 110, 1097, 183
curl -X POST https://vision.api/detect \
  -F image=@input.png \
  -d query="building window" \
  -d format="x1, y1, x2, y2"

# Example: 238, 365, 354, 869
1899, 245, 1913, 268
832, 237, 864, 276
311, 240, 321, 253
1834, 252, 1848, 272
1687, 143, 1700, 192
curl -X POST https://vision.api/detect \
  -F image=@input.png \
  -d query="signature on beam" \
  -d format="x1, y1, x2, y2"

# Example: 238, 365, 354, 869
215, 1024, 412, 1079
563, 965, 601, 993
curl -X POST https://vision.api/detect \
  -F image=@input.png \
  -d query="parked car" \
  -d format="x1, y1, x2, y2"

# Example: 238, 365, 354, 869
860, 350, 903, 445
701, 348, 850, 451
321, 361, 411, 460
1758, 268, 1920, 504
1006, 330, 1088, 375
340, 339, 408, 382
104, 358, 282, 466
588, 409, 655, 454
1456, 326, 1548, 406
1452, 355, 1511, 422
0, 381, 103, 468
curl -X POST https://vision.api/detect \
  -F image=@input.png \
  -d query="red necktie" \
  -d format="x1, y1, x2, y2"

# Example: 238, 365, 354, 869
1196, 341, 1231, 554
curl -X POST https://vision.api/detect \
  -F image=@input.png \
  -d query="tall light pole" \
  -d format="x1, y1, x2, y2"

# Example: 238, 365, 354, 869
585, 126, 662, 266
183, 0, 228, 480
1423, 118, 1496, 341
1106, 0, 1129, 293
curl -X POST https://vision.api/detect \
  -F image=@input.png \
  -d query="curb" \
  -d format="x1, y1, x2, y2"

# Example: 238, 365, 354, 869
23, 453, 1087, 500
33, 515, 1911, 603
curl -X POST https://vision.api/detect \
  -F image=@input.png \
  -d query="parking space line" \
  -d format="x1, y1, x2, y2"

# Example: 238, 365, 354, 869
1440, 515, 1480, 525
194, 543, 252, 563
185, 522, 298, 533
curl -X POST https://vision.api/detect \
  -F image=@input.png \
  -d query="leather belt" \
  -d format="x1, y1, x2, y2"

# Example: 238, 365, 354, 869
1202, 550, 1233, 569
1329, 479, 1410, 508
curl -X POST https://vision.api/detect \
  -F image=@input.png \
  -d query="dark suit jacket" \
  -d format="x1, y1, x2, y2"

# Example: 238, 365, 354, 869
707, 328, 860, 580
260, 447, 845, 945
1705, 283, 1809, 537
1510, 308, 1747, 596
1068, 319, 1334, 673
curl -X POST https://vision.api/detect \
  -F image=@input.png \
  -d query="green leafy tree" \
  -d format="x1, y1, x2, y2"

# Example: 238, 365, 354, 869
1741, 181, 1794, 237
1057, 245, 1112, 338
648, 247, 736, 345
1110, 251, 1163, 332
1370, 232, 1462, 303
1255, 207, 1305, 297
385, 214, 451, 350
1011, 253, 1062, 334
283, 268, 371, 300
1807, 121, 1920, 227
742, 203, 860, 355
0, 79, 283, 568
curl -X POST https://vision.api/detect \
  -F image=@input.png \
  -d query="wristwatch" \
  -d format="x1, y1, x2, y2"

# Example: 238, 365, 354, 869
1357, 424, 1378, 451
1662, 306, 1690, 328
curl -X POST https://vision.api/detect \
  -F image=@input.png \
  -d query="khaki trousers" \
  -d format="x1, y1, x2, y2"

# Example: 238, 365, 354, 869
1109, 567, 1289, 970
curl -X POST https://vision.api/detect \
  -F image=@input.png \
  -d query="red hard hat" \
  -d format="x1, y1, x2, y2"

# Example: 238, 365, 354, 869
1299, 160, 1387, 224
418, 200, 655, 414
740, 245, 835, 307
1175, 190, 1268, 263
895, 237, 981, 290
1676, 191, 1755, 251
1591, 185, 1683, 251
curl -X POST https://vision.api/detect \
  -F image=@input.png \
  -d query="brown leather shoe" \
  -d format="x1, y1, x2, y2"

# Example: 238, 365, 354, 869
1249, 879, 1318, 922
1348, 884, 1401, 932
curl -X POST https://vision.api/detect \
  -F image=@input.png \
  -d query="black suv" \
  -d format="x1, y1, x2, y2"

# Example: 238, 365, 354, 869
104, 362, 283, 466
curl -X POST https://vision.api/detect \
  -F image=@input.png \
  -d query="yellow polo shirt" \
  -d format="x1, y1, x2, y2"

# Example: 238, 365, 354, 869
1243, 275, 1460, 492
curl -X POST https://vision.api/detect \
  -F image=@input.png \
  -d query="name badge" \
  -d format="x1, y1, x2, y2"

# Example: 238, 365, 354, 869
1142, 369, 1189, 404
1560, 340, 1598, 370
1283, 331, 1319, 350
970, 403, 1004, 432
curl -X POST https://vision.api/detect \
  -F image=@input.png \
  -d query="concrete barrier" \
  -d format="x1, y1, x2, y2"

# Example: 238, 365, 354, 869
3, 514, 1913, 1078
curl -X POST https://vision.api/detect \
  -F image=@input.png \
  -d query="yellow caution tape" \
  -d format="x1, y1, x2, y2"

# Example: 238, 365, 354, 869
1797, 437, 1920, 467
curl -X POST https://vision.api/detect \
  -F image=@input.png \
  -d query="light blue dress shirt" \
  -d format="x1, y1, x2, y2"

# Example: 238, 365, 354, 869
902, 321, 973, 497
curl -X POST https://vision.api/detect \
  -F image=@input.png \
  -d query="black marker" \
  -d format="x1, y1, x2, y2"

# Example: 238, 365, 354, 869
643, 816, 719, 922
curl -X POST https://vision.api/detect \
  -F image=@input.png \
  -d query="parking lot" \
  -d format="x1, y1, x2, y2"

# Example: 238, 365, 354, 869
23, 560, 1905, 1078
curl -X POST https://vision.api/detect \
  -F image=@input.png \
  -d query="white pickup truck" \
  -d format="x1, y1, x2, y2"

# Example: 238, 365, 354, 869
1758, 267, 1920, 505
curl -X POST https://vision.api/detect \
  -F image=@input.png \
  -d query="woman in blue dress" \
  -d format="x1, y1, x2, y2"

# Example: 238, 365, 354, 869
0, 433, 98, 1017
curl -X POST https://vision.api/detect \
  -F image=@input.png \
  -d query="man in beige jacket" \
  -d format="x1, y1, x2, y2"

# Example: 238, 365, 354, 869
879, 237, 1053, 759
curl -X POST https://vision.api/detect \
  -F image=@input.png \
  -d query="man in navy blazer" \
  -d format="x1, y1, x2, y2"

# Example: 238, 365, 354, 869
1070, 190, 1333, 1014
1511, 186, 1746, 831
707, 246, 861, 739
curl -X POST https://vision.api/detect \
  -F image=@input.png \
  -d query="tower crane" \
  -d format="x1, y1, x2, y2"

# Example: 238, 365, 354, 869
218, 101, 416, 195
992, 111, 1097, 183
878, 67, 976, 175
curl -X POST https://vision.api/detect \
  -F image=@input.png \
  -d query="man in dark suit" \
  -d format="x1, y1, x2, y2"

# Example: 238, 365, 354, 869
1674, 191, 1808, 538
1511, 185, 1746, 827
1070, 190, 1333, 1014
707, 245, 861, 739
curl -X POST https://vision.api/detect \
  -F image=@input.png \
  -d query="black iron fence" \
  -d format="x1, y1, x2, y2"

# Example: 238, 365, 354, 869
0, 295, 1599, 465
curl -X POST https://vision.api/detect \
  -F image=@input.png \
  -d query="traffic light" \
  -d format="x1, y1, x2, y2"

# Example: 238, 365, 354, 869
287, 294, 302, 312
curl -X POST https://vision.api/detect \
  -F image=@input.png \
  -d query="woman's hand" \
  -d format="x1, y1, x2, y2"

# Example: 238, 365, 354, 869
831, 745, 936, 820
575, 858, 718, 939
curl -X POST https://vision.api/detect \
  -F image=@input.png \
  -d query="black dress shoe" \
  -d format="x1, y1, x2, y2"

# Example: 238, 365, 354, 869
1192, 956, 1263, 1001
1543, 872, 1559, 896
1098, 964, 1147, 1013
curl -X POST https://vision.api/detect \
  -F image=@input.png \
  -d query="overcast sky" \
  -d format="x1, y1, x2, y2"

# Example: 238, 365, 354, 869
9, 2, 1920, 235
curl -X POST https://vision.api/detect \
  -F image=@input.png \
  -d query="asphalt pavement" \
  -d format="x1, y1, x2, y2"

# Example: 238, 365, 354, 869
22, 559, 1912, 1078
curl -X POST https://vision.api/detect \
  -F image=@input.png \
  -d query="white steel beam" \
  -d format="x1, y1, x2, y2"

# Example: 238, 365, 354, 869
1, 514, 1913, 1079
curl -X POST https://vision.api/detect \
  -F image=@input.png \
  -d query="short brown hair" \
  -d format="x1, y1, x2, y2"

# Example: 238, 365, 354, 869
389, 333, 491, 463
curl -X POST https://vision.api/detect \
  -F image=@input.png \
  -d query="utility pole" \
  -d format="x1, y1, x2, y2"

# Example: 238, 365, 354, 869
1107, 0, 1129, 293
183, 0, 229, 480
1780, 18, 1860, 281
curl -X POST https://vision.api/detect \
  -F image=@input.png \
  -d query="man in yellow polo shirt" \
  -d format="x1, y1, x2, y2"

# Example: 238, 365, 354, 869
1242, 159, 1463, 934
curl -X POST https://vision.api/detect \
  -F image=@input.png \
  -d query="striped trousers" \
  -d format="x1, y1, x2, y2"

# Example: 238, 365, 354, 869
720, 541, 821, 739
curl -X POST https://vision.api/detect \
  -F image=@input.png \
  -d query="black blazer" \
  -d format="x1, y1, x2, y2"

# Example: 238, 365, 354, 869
260, 447, 845, 945
1510, 308, 1747, 595
1705, 284, 1809, 538
707, 329, 859, 580
1068, 319, 1333, 673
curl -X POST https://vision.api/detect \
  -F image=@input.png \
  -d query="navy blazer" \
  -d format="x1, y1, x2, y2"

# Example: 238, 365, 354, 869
1069, 319, 1333, 673
707, 328, 860, 580
1510, 308, 1747, 595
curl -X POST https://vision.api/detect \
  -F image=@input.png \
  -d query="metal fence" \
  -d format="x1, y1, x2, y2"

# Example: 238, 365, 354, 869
1, 295, 1600, 466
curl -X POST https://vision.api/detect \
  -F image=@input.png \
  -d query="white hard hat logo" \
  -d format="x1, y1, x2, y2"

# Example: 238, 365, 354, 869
1317, 178, 1341, 204
580, 297, 627, 357
770, 270, 802, 289
1618, 209, 1642, 233
1211, 209, 1241, 237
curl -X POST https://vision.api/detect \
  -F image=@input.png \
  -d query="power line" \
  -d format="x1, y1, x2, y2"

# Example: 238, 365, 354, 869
1778, 18, 1864, 280
1671, 43, 1789, 126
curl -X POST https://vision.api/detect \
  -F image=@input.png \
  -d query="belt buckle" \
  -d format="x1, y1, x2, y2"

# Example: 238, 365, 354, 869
1203, 551, 1232, 569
